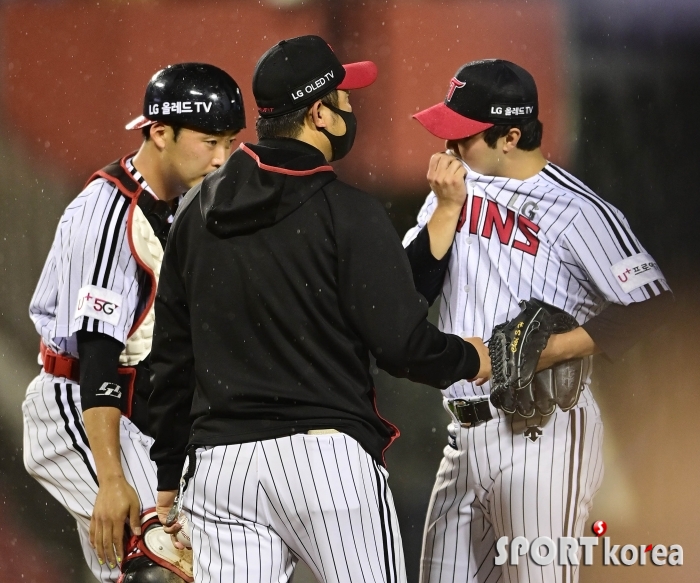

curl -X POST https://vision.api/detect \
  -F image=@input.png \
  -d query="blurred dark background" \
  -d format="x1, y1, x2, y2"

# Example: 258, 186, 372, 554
1, 0, 698, 581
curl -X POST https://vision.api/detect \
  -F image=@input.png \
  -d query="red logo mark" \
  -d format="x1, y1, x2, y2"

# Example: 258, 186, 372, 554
644, 544, 653, 553
446, 77, 466, 101
457, 195, 540, 256
258, 107, 275, 113
617, 267, 632, 282
592, 520, 607, 537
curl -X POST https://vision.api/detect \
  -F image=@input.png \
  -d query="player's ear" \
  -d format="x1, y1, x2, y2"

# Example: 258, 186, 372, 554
309, 100, 330, 130
445, 140, 461, 158
148, 122, 169, 150
503, 127, 521, 153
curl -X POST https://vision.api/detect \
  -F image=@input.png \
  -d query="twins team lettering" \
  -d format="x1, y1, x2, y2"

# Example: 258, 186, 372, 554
456, 194, 540, 256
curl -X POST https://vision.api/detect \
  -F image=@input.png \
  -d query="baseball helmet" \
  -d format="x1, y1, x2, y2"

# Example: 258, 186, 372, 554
126, 63, 246, 133
121, 557, 185, 583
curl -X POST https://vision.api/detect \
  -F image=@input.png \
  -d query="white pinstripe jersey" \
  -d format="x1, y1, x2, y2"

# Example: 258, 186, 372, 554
29, 158, 160, 357
403, 162, 669, 400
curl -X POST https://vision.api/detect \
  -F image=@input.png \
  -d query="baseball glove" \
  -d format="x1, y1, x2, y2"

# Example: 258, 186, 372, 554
489, 299, 583, 417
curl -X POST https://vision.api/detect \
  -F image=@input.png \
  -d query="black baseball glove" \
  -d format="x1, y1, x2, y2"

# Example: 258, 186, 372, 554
489, 299, 583, 417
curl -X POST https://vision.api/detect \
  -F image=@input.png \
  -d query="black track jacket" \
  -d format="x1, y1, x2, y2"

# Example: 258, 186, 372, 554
149, 138, 479, 490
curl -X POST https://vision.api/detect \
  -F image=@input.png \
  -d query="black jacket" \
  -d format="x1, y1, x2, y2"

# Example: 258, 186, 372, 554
149, 138, 479, 490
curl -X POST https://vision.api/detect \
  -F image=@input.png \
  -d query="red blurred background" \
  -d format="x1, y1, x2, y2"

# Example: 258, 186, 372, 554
1, 0, 566, 192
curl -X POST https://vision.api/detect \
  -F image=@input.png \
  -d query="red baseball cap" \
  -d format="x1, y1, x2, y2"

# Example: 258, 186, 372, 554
338, 61, 378, 91
414, 59, 538, 140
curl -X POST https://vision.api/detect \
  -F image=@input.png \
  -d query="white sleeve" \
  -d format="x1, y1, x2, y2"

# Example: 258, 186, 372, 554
402, 192, 438, 247
38, 181, 141, 347
561, 200, 670, 305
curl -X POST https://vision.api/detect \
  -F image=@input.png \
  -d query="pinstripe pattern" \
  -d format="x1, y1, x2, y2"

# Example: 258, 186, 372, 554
22, 372, 159, 583
402, 162, 669, 402
29, 158, 158, 356
183, 433, 406, 583
420, 402, 603, 583
403, 162, 638, 583
23, 158, 164, 582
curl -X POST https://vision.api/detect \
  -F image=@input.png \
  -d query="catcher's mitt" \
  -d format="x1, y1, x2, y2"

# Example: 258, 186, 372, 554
489, 299, 583, 417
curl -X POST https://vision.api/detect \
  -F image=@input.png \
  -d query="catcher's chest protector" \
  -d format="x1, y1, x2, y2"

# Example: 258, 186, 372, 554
86, 156, 170, 365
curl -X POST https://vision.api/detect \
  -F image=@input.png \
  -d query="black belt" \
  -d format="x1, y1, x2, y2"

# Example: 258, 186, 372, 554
448, 398, 493, 427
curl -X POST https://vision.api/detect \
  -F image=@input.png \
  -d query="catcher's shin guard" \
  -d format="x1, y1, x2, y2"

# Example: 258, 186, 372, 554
119, 510, 193, 583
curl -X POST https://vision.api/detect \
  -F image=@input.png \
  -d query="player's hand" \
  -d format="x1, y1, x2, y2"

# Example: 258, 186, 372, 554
156, 490, 186, 549
536, 333, 561, 372
464, 337, 491, 384
536, 328, 599, 372
427, 152, 467, 210
90, 476, 141, 568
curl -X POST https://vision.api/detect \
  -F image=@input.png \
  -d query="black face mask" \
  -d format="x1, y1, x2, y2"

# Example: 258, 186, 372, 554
319, 101, 357, 162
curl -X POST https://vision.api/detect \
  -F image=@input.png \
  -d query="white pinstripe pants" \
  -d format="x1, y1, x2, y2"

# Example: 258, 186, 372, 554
183, 433, 406, 583
421, 400, 604, 583
22, 372, 158, 583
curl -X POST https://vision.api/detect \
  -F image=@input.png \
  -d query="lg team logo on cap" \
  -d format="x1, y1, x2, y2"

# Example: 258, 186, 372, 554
446, 77, 466, 101
291, 69, 336, 102
490, 105, 535, 116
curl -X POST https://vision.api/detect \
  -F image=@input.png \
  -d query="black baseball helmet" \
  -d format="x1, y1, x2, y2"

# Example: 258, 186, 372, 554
126, 63, 246, 133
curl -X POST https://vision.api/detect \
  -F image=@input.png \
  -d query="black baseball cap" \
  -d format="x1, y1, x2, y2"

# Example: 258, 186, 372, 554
414, 59, 538, 140
126, 63, 246, 133
253, 35, 378, 118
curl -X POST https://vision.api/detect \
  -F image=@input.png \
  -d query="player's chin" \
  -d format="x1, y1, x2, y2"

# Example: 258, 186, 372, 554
184, 174, 208, 189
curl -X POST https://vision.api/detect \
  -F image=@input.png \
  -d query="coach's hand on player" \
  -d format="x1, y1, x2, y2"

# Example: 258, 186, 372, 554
464, 336, 491, 384
90, 476, 142, 568
157, 489, 186, 549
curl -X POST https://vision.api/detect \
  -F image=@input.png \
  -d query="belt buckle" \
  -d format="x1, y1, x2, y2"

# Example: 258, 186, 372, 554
452, 398, 487, 427
42, 351, 56, 374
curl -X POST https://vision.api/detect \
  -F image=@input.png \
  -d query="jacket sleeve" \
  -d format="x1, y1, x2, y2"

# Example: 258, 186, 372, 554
401, 191, 452, 304
77, 331, 124, 411
148, 219, 196, 491
404, 226, 452, 306
329, 187, 479, 388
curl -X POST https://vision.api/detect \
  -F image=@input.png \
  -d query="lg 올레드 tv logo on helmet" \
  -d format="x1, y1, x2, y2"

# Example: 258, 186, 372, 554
148, 101, 214, 116
494, 524, 683, 568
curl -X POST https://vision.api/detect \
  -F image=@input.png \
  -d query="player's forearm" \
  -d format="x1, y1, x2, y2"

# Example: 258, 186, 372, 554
404, 227, 451, 305
581, 292, 673, 360
83, 407, 124, 482
426, 200, 463, 260
537, 327, 600, 372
